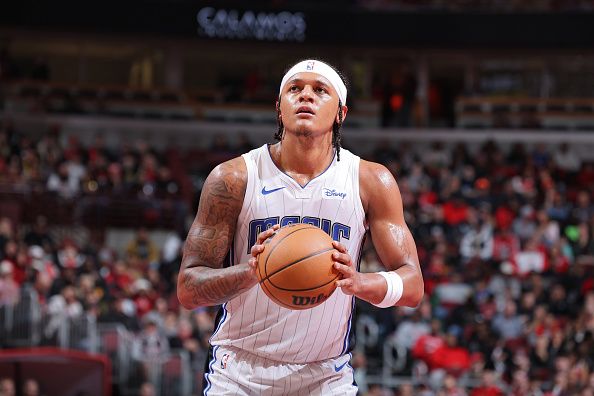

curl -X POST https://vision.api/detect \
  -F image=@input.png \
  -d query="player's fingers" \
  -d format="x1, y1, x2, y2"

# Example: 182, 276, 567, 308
335, 278, 353, 290
250, 244, 265, 257
332, 251, 352, 266
247, 257, 256, 268
256, 225, 279, 245
332, 240, 347, 253
333, 262, 352, 275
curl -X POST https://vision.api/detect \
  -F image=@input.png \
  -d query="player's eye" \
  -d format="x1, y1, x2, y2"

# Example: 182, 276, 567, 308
316, 86, 328, 94
289, 85, 299, 92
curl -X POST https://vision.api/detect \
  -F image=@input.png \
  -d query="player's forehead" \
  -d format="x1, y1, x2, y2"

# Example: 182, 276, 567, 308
282, 72, 337, 95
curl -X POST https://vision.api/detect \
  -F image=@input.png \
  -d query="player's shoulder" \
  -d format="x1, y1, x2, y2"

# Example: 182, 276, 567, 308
359, 159, 397, 185
207, 156, 248, 193
359, 159, 399, 210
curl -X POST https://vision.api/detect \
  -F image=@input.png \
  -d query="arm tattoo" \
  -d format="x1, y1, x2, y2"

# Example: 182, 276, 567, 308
179, 159, 252, 307
181, 264, 253, 307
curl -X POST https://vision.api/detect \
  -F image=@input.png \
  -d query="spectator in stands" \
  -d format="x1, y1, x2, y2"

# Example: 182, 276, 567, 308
573, 191, 594, 224
492, 226, 520, 265
512, 205, 537, 244
139, 382, 156, 396
492, 299, 525, 342
133, 316, 170, 384
412, 319, 445, 370
0, 377, 15, 396
515, 237, 548, 275
532, 143, 550, 169
0, 217, 14, 259
431, 329, 471, 377
43, 285, 83, 342
126, 228, 159, 268
394, 310, 431, 351
168, 317, 201, 361
23, 216, 54, 251
98, 296, 140, 332
0, 260, 19, 306
459, 207, 494, 263
20, 147, 41, 185
546, 190, 572, 224
131, 278, 155, 318
154, 166, 179, 200
2, 240, 23, 285
28, 245, 58, 284
553, 143, 581, 175
425, 142, 451, 170
438, 374, 467, 396
47, 161, 77, 199
21, 379, 42, 396
469, 370, 503, 396
56, 238, 85, 269
529, 334, 552, 380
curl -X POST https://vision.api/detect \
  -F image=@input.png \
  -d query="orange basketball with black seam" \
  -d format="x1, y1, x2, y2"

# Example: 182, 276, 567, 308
256, 223, 339, 310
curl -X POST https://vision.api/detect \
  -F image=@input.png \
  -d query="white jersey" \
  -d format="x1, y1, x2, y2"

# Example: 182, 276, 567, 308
209, 144, 367, 363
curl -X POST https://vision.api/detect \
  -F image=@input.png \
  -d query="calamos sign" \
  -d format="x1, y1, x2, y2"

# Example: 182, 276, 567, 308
197, 7, 306, 42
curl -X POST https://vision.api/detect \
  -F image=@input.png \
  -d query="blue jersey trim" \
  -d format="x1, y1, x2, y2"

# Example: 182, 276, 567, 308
341, 296, 356, 354
340, 236, 366, 354
209, 303, 228, 343
203, 345, 219, 396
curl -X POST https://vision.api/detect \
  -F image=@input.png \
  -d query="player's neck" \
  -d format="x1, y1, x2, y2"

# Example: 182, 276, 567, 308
273, 134, 334, 181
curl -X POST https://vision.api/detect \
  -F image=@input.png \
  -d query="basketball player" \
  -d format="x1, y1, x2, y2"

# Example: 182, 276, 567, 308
177, 59, 424, 395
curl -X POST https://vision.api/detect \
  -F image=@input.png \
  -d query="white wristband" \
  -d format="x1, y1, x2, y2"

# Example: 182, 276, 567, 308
373, 271, 404, 308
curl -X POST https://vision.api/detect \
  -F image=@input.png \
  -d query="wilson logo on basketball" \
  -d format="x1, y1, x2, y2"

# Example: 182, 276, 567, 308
292, 293, 327, 306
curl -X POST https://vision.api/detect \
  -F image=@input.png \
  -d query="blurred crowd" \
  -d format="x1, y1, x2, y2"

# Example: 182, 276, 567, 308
0, 119, 594, 395
355, 139, 594, 395
0, 120, 186, 202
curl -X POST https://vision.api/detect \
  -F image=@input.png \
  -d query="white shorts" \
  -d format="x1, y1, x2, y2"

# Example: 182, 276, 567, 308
203, 345, 358, 396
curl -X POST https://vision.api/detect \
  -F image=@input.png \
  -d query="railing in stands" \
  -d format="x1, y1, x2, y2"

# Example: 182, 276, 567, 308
2, 287, 42, 348
456, 96, 594, 130
98, 324, 134, 388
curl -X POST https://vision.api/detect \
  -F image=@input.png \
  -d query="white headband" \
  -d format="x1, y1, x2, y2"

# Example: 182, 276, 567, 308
279, 60, 347, 104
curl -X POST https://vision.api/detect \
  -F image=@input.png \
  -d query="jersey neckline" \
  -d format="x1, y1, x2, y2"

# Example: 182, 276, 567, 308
265, 143, 337, 189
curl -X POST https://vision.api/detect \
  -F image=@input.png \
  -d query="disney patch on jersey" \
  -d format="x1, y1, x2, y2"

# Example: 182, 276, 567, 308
322, 188, 347, 200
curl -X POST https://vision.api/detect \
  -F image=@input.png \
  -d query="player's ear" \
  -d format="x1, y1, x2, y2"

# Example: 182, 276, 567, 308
337, 104, 348, 124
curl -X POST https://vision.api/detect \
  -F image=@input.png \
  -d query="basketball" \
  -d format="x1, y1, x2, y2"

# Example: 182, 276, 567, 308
256, 223, 339, 310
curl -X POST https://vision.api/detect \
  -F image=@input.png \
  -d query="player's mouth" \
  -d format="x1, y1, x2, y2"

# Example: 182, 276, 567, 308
296, 106, 315, 116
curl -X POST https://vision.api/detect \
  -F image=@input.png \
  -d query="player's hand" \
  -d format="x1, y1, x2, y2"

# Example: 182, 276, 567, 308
247, 224, 280, 277
332, 240, 363, 295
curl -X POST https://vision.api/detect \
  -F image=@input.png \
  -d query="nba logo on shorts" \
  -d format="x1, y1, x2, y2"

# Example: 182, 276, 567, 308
221, 353, 229, 369
306, 61, 315, 70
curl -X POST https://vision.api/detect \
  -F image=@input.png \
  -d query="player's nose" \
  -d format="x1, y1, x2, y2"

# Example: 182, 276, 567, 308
298, 85, 315, 102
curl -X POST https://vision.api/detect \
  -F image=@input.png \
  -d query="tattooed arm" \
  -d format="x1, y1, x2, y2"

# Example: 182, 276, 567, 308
332, 160, 424, 308
177, 157, 255, 309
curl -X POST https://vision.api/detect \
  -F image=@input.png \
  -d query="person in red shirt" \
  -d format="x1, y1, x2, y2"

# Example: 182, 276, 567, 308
442, 195, 469, 226
470, 370, 504, 396
413, 323, 471, 375
431, 332, 471, 376
412, 319, 445, 369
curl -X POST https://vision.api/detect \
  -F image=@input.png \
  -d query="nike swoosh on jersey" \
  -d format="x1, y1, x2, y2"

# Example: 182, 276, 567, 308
261, 186, 286, 195
334, 360, 349, 372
